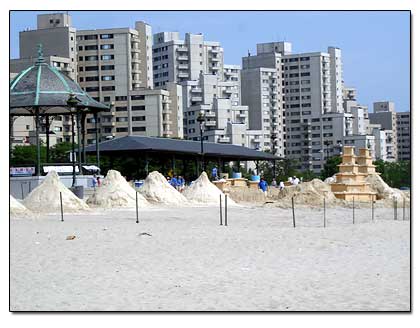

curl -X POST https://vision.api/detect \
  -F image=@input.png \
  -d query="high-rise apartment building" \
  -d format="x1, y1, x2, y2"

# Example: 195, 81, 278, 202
76, 24, 177, 142
152, 32, 224, 87
241, 42, 345, 169
396, 111, 410, 160
368, 101, 398, 161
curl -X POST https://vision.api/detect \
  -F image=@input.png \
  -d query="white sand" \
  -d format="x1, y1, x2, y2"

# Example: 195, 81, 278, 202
23, 171, 89, 213
10, 205, 409, 311
366, 174, 408, 203
87, 170, 149, 208
139, 171, 188, 206
10, 195, 32, 218
183, 172, 236, 206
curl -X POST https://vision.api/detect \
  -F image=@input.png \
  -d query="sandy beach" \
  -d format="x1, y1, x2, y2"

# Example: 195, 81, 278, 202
10, 204, 410, 311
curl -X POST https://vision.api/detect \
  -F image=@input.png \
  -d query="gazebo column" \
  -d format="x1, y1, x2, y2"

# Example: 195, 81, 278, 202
256, 160, 260, 175
76, 111, 83, 176
145, 154, 149, 176
272, 160, 276, 180
171, 155, 176, 175
9, 116, 14, 154
45, 114, 50, 163
195, 157, 199, 177
81, 112, 87, 165
71, 113, 76, 186
35, 108, 41, 176
94, 112, 100, 169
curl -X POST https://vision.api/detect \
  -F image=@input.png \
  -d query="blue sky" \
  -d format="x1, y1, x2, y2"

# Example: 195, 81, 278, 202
10, 11, 410, 112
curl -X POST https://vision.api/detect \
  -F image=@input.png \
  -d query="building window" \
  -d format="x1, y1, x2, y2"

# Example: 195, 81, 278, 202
84, 35, 98, 40
85, 87, 99, 92
115, 106, 127, 112
100, 44, 114, 50
131, 95, 145, 100
100, 34, 114, 39
132, 105, 145, 111
133, 127, 146, 132
86, 76, 99, 81
101, 65, 115, 70
115, 96, 127, 101
101, 75, 115, 81
101, 54, 114, 60
85, 66, 99, 71
132, 116, 146, 121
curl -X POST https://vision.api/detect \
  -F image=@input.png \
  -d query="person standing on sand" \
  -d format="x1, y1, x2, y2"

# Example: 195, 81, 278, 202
279, 181, 285, 191
211, 166, 218, 181
96, 176, 101, 187
92, 174, 97, 189
258, 178, 268, 196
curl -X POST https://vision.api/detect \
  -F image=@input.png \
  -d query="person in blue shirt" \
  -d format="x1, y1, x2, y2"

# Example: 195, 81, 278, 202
170, 176, 178, 189
258, 177, 268, 196
177, 176, 185, 191
211, 166, 218, 181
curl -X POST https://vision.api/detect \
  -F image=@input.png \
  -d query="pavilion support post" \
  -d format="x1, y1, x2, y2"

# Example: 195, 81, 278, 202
236, 160, 240, 174
35, 108, 41, 176
182, 158, 186, 178
45, 114, 50, 163
195, 157, 199, 177
256, 160, 260, 175
76, 111, 82, 176
94, 112, 100, 169
71, 113, 76, 186
10, 116, 14, 155
145, 154, 149, 176
81, 112, 87, 165
172, 155, 176, 175
218, 157, 222, 175
272, 160, 276, 180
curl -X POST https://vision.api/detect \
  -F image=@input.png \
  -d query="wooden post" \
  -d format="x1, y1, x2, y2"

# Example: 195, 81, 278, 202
394, 198, 397, 221
323, 196, 326, 228
352, 196, 355, 224
224, 194, 228, 226
292, 196, 296, 228
403, 198, 406, 221
60, 192, 64, 222
136, 192, 139, 224
371, 195, 375, 222
219, 194, 223, 225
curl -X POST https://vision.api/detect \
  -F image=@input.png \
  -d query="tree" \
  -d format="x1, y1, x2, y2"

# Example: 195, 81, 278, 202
373, 159, 411, 189
320, 156, 342, 181
49, 142, 74, 163
11, 145, 46, 166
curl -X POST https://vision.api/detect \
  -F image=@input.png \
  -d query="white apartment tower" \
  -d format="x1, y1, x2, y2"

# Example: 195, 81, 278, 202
242, 42, 346, 171
152, 32, 224, 87
76, 24, 175, 142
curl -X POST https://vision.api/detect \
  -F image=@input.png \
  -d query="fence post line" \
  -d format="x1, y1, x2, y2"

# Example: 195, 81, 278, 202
21, 183, 24, 199
219, 194, 223, 225
224, 194, 228, 226
292, 196, 296, 228
60, 192, 64, 222
323, 196, 326, 228
394, 198, 397, 221
403, 198, 406, 221
136, 192, 139, 224
352, 196, 355, 224
371, 195, 375, 222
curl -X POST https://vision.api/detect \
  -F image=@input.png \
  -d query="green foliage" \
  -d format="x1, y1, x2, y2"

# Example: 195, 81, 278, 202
320, 156, 342, 181
373, 160, 411, 189
11, 145, 46, 165
49, 142, 74, 163
301, 170, 319, 182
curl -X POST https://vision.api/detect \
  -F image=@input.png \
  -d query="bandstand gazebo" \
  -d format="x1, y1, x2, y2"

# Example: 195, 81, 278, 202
10, 46, 109, 192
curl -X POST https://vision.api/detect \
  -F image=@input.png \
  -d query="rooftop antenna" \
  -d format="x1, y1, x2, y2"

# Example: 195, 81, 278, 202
248, 49, 250, 57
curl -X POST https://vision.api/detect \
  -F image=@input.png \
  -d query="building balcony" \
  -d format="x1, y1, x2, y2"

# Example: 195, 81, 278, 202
178, 64, 189, 70
223, 88, 233, 94
210, 57, 220, 62
237, 112, 247, 118
176, 46, 188, 52
162, 108, 172, 114
210, 48, 219, 53
177, 55, 189, 61
163, 131, 173, 137
191, 87, 202, 93
205, 121, 216, 127
162, 98, 171, 104
191, 96, 203, 102
178, 72, 189, 78
205, 111, 216, 117
218, 136, 230, 143
101, 121, 115, 126
209, 66, 219, 70
224, 70, 233, 76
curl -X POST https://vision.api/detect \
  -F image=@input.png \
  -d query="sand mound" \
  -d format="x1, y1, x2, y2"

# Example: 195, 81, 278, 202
10, 195, 32, 218
366, 174, 408, 203
87, 170, 149, 208
324, 175, 336, 184
139, 171, 188, 206
183, 172, 236, 206
277, 179, 339, 206
23, 171, 89, 213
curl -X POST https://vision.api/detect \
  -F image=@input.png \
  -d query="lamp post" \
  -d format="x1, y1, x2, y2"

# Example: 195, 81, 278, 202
67, 93, 79, 187
196, 110, 205, 172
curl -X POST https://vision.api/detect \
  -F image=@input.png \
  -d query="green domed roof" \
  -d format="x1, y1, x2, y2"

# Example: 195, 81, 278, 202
10, 48, 108, 115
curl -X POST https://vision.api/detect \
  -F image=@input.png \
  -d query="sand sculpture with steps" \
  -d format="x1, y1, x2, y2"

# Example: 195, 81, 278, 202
330, 146, 377, 202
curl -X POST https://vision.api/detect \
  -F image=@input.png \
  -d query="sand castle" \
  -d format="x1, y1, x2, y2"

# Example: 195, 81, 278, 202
330, 146, 377, 202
